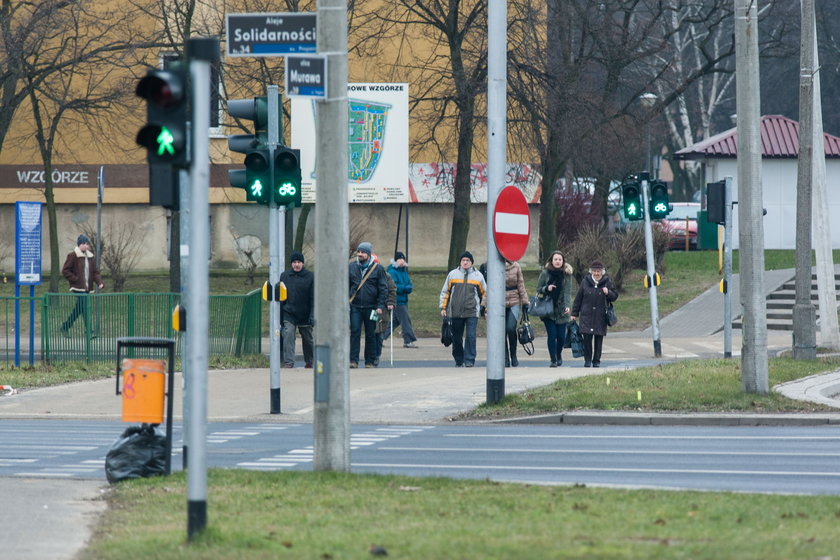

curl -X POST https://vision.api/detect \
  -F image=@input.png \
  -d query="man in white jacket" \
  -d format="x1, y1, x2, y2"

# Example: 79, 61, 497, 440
439, 251, 486, 367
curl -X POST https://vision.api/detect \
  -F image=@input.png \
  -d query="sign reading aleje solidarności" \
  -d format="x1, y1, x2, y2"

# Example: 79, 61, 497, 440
226, 13, 316, 57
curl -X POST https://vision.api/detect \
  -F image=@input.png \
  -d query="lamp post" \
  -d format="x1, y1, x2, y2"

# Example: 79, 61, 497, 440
640, 92, 657, 176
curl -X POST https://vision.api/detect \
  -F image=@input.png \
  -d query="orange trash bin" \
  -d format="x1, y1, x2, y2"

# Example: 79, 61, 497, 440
120, 358, 166, 424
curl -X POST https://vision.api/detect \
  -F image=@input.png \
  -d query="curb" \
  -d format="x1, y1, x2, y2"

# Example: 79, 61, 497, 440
489, 411, 840, 426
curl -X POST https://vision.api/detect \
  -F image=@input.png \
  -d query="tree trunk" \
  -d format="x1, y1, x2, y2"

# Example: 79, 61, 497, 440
447, 103, 476, 270
294, 203, 312, 253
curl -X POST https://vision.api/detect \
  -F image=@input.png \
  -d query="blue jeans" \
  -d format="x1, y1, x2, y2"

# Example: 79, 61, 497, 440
542, 319, 567, 362
350, 307, 378, 365
450, 316, 478, 365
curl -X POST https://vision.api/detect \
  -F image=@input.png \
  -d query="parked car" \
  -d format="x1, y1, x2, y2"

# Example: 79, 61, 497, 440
659, 203, 700, 250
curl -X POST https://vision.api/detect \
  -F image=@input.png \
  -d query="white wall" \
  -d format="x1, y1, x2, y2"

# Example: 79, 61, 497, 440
704, 158, 840, 249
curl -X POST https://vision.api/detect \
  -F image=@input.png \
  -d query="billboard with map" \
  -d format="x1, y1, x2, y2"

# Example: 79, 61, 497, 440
291, 83, 409, 203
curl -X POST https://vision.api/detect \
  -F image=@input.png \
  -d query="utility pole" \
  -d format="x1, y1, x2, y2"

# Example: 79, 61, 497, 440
793, 0, 817, 361
313, 0, 350, 471
807, 3, 840, 351
485, 0, 507, 403
268, 85, 285, 411
734, 0, 768, 393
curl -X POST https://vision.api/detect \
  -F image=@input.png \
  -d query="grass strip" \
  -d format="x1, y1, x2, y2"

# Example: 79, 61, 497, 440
463, 357, 840, 419
81, 469, 840, 560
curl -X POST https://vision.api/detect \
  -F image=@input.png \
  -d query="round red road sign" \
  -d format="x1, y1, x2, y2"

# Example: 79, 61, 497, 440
493, 186, 530, 262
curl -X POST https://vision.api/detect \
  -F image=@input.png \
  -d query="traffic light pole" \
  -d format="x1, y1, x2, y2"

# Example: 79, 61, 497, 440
184, 36, 218, 541
267, 85, 283, 414
641, 177, 662, 358
723, 176, 733, 358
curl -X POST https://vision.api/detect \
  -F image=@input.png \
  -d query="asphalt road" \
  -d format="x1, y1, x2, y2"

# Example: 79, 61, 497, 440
3, 419, 840, 495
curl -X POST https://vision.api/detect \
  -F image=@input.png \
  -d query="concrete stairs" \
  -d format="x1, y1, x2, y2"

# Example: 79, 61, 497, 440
733, 273, 840, 331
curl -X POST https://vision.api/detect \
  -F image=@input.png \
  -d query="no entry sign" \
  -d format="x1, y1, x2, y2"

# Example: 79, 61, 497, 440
493, 186, 530, 262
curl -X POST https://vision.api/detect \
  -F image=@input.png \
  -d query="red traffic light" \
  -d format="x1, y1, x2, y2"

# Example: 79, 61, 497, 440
136, 71, 184, 107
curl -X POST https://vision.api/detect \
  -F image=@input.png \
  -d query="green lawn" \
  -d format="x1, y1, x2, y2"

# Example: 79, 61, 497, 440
80, 470, 840, 560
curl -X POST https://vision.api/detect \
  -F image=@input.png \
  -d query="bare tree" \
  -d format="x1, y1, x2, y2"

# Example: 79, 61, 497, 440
82, 223, 143, 292
354, 0, 488, 270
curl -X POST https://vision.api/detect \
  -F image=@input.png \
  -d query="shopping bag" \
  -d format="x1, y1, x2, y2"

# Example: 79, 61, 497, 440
440, 317, 453, 347
568, 321, 584, 358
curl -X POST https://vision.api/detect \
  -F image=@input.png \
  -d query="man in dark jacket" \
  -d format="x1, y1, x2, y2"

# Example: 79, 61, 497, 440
348, 242, 388, 368
279, 251, 314, 368
60, 234, 104, 335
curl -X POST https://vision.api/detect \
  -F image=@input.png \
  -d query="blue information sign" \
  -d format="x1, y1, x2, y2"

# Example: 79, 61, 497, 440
15, 201, 42, 286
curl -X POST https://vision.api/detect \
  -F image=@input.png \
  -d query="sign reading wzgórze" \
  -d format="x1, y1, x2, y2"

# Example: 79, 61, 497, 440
226, 13, 316, 57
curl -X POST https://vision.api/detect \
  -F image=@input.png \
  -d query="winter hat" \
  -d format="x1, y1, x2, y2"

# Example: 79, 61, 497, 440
357, 242, 373, 256
460, 251, 474, 264
589, 260, 605, 270
77, 234, 90, 246
394, 251, 406, 261
290, 251, 305, 264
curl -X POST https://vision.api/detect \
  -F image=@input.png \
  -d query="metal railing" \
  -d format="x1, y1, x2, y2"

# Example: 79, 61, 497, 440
2, 290, 263, 365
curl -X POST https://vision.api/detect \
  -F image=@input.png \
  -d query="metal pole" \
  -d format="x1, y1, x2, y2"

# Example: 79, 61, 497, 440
485, 0, 507, 403
268, 85, 284, 412
179, 166, 190, 467
185, 36, 217, 540
640, 176, 662, 357
723, 177, 733, 358
314, 0, 350, 472
735, 0, 769, 393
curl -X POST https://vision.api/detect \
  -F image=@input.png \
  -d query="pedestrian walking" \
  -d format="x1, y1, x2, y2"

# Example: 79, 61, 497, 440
60, 234, 104, 337
503, 260, 529, 367
571, 260, 618, 368
384, 251, 418, 348
279, 251, 314, 368
439, 251, 486, 367
535, 250, 574, 367
348, 242, 389, 368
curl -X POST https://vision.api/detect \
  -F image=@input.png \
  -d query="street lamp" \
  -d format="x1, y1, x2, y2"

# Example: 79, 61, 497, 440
640, 92, 657, 177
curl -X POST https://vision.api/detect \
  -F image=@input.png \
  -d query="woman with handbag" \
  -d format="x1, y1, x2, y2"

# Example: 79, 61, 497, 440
503, 260, 529, 367
571, 260, 618, 368
535, 250, 574, 367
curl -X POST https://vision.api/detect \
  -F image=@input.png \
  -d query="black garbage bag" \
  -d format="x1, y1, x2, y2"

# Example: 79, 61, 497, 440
568, 321, 584, 358
105, 424, 167, 484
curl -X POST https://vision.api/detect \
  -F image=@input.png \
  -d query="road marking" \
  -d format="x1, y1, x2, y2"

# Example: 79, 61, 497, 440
351, 462, 840, 478
378, 446, 840, 457
443, 434, 840, 440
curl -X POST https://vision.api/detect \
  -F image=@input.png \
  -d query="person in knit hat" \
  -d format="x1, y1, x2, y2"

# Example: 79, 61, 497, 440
383, 251, 418, 348
279, 251, 314, 368
571, 259, 618, 368
60, 234, 104, 336
439, 250, 486, 367
348, 241, 388, 368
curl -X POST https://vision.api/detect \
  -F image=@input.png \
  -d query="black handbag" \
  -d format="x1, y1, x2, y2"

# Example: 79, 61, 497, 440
606, 302, 617, 327
528, 295, 553, 318
440, 317, 453, 347
568, 321, 584, 358
517, 309, 535, 356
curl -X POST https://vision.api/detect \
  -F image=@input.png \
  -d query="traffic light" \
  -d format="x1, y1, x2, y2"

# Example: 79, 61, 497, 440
227, 96, 276, 205
706, 180, 726, 224
136, 66, 189, 167
649, 180, 672, 219
274, 147, 302, 208
622, 180, 644, 221
243, 148, 272, 204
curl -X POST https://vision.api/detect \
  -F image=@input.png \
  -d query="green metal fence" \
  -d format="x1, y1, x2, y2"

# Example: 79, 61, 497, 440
2, 290, 262, 365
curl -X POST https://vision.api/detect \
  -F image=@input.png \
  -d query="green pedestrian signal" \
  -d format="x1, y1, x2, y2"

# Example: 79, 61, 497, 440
243, 149, 271, 204
622, 180, 644, 221
136, 67, 188, 167
156, 127, 176, 156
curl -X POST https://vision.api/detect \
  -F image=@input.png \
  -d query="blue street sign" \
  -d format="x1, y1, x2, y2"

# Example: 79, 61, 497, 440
15, 201, 42, 286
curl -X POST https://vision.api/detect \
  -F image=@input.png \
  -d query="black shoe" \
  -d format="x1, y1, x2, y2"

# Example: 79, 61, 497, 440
455, 362, 464, 367
549, 361, 557, 368
556, 356, 562, 366
510, 356, 518, 367
584, 362, 592, 368
592, 362, 600, 368
464, 362, 474, 368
